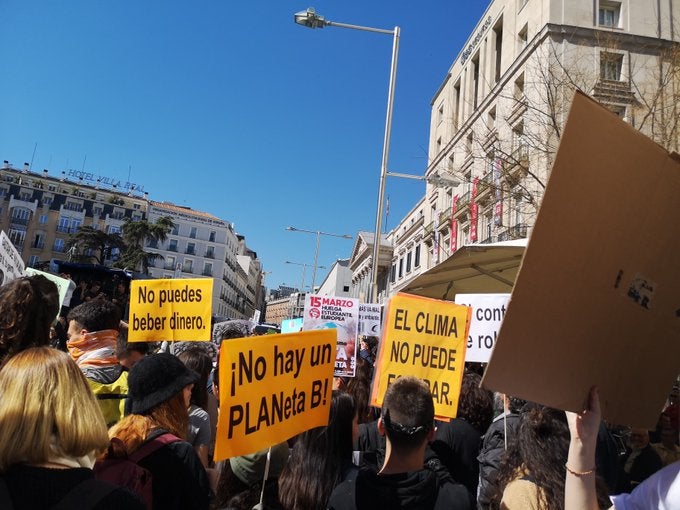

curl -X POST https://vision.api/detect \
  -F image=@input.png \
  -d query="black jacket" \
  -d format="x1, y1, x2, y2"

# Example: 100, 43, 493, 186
0, 465, 144, 510
476, 412, 521, 509
430, 418, 484, 500
137, 437, 212, 510
328, 466, 472, 510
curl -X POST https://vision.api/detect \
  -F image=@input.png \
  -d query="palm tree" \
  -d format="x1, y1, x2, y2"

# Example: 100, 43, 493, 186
66, 226, 125, 265
116, 216, 175, 274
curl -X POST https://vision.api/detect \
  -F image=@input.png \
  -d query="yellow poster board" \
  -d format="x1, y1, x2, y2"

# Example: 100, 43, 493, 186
214, 329, 336, 460
370, 293, 471, 420
128, 279, 212, 342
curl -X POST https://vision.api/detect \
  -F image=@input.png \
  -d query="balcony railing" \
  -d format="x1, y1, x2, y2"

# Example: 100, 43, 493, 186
498, 223, 528, 241
10, 216, 29, 226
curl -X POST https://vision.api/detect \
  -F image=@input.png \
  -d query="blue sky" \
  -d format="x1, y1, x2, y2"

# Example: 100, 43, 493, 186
0, 1, 489, 290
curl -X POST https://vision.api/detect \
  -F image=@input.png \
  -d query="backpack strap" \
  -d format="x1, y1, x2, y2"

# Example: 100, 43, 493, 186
0, 478, 15, 510
129, 433, 181, 464
52, 478, 118, 510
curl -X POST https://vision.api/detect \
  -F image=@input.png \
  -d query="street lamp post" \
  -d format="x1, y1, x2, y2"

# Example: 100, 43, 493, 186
285, 260, 326, 294
285, 226, 352, 293
294, 8, 399, 303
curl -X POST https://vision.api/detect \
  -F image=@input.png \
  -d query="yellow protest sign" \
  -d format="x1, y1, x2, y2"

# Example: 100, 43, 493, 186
214, 329, 336, 460
370, 293, 471, 420
128, 279, 212, 342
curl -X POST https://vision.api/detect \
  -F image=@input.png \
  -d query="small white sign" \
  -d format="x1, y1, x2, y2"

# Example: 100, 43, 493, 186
0, 231, 26, 286
454, 293, 510, 363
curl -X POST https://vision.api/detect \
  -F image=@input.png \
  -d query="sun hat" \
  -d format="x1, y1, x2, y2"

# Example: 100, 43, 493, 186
127, 352, 199, 415
229, 442, 290, 487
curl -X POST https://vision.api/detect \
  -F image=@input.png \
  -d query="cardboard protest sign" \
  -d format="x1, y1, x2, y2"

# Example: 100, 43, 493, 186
24, 268, 70, 316
481, 91, 680, 429
0, 231, 25, 285
454, 294, 510, 363
128, 279, 212, 342
303, 294, 359, 378
214, 329, 336, 459
370, 293, 471, 419
359, 303, 382, 337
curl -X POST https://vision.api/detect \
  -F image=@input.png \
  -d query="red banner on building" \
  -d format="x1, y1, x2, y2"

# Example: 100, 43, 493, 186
493, 158, 503, 226
470, 177, 479, 242
450, 195, 459, 253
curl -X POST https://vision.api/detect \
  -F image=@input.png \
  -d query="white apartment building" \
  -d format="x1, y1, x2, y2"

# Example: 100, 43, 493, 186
382, 0, 679, 300
146, 201, 250, 319
316, 258, 353, 297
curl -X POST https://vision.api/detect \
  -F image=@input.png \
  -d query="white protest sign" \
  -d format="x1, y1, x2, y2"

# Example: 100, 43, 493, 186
454, 293, 510, 363
358, 303, 382, 337
303, 294, 359, 377
0, 231, 25, 285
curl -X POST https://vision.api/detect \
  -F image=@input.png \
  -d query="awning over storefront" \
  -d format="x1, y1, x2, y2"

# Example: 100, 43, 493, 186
401, 239, 527, 300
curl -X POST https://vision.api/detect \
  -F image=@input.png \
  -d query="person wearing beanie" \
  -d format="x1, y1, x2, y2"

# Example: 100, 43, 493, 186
102, 353, 213, 510
213, 442, 289, 510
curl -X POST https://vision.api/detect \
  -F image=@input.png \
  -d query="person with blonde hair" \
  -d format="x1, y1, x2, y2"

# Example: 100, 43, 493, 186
0, 347, 143, 509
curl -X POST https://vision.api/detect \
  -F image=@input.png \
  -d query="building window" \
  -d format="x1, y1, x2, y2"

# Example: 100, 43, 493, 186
598, 1, 621, 28
600, 52, 624, 81
343, 285, 350, 292
39, 214, 48, 224
190, 227, 197, 239
183, 259, 193, 273
205, 246, 215, 259
133, 203, 141, 209
518, 23, 528, 51
209, 231, 216, 242
107, 225, 121, 234
406, 251, 412, 273
186, 242, 195, 255
42, 195, 53, 206
168, 239, 178, 252
437, 103, 444, 125
398, 258, 404, 279
514, 73, 525, 100
203, 262, 213, 276
414, 245, 421, 267
164, 255, 176, 270
607, 104, 627, 119
28, 255, 40, 267
493, 18, 503, 83
53, 238, 65, 252
471, 52, 480, 109
390, 264, 396, 283
171, 224, 179, 235
93, 206, 103, 217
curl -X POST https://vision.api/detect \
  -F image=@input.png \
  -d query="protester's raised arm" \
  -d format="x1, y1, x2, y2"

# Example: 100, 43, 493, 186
565, 386, 611, 510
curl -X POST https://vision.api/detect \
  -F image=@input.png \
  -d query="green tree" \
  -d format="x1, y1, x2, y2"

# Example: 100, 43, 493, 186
115, 216, 175, 274
66, 226, 125, 265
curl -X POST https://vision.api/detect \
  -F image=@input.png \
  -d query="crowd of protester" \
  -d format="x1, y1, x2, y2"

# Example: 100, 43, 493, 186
0, 273, 678, 509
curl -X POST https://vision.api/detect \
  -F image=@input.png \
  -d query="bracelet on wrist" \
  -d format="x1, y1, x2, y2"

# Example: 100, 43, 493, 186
565, 463, 596, 476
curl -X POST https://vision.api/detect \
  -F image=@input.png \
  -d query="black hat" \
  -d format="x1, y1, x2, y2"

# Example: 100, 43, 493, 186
127, 353, 199, 415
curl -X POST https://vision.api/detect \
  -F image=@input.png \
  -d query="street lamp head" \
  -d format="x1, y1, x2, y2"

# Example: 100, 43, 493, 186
294, 7, 327, 29
427, 171, 461, 188
285, 226, 297, 232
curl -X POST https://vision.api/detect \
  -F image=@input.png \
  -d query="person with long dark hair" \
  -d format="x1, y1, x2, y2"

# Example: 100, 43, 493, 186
0, 274, 59, 366
278, 391, 358, 510
491, 403, 610, 510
